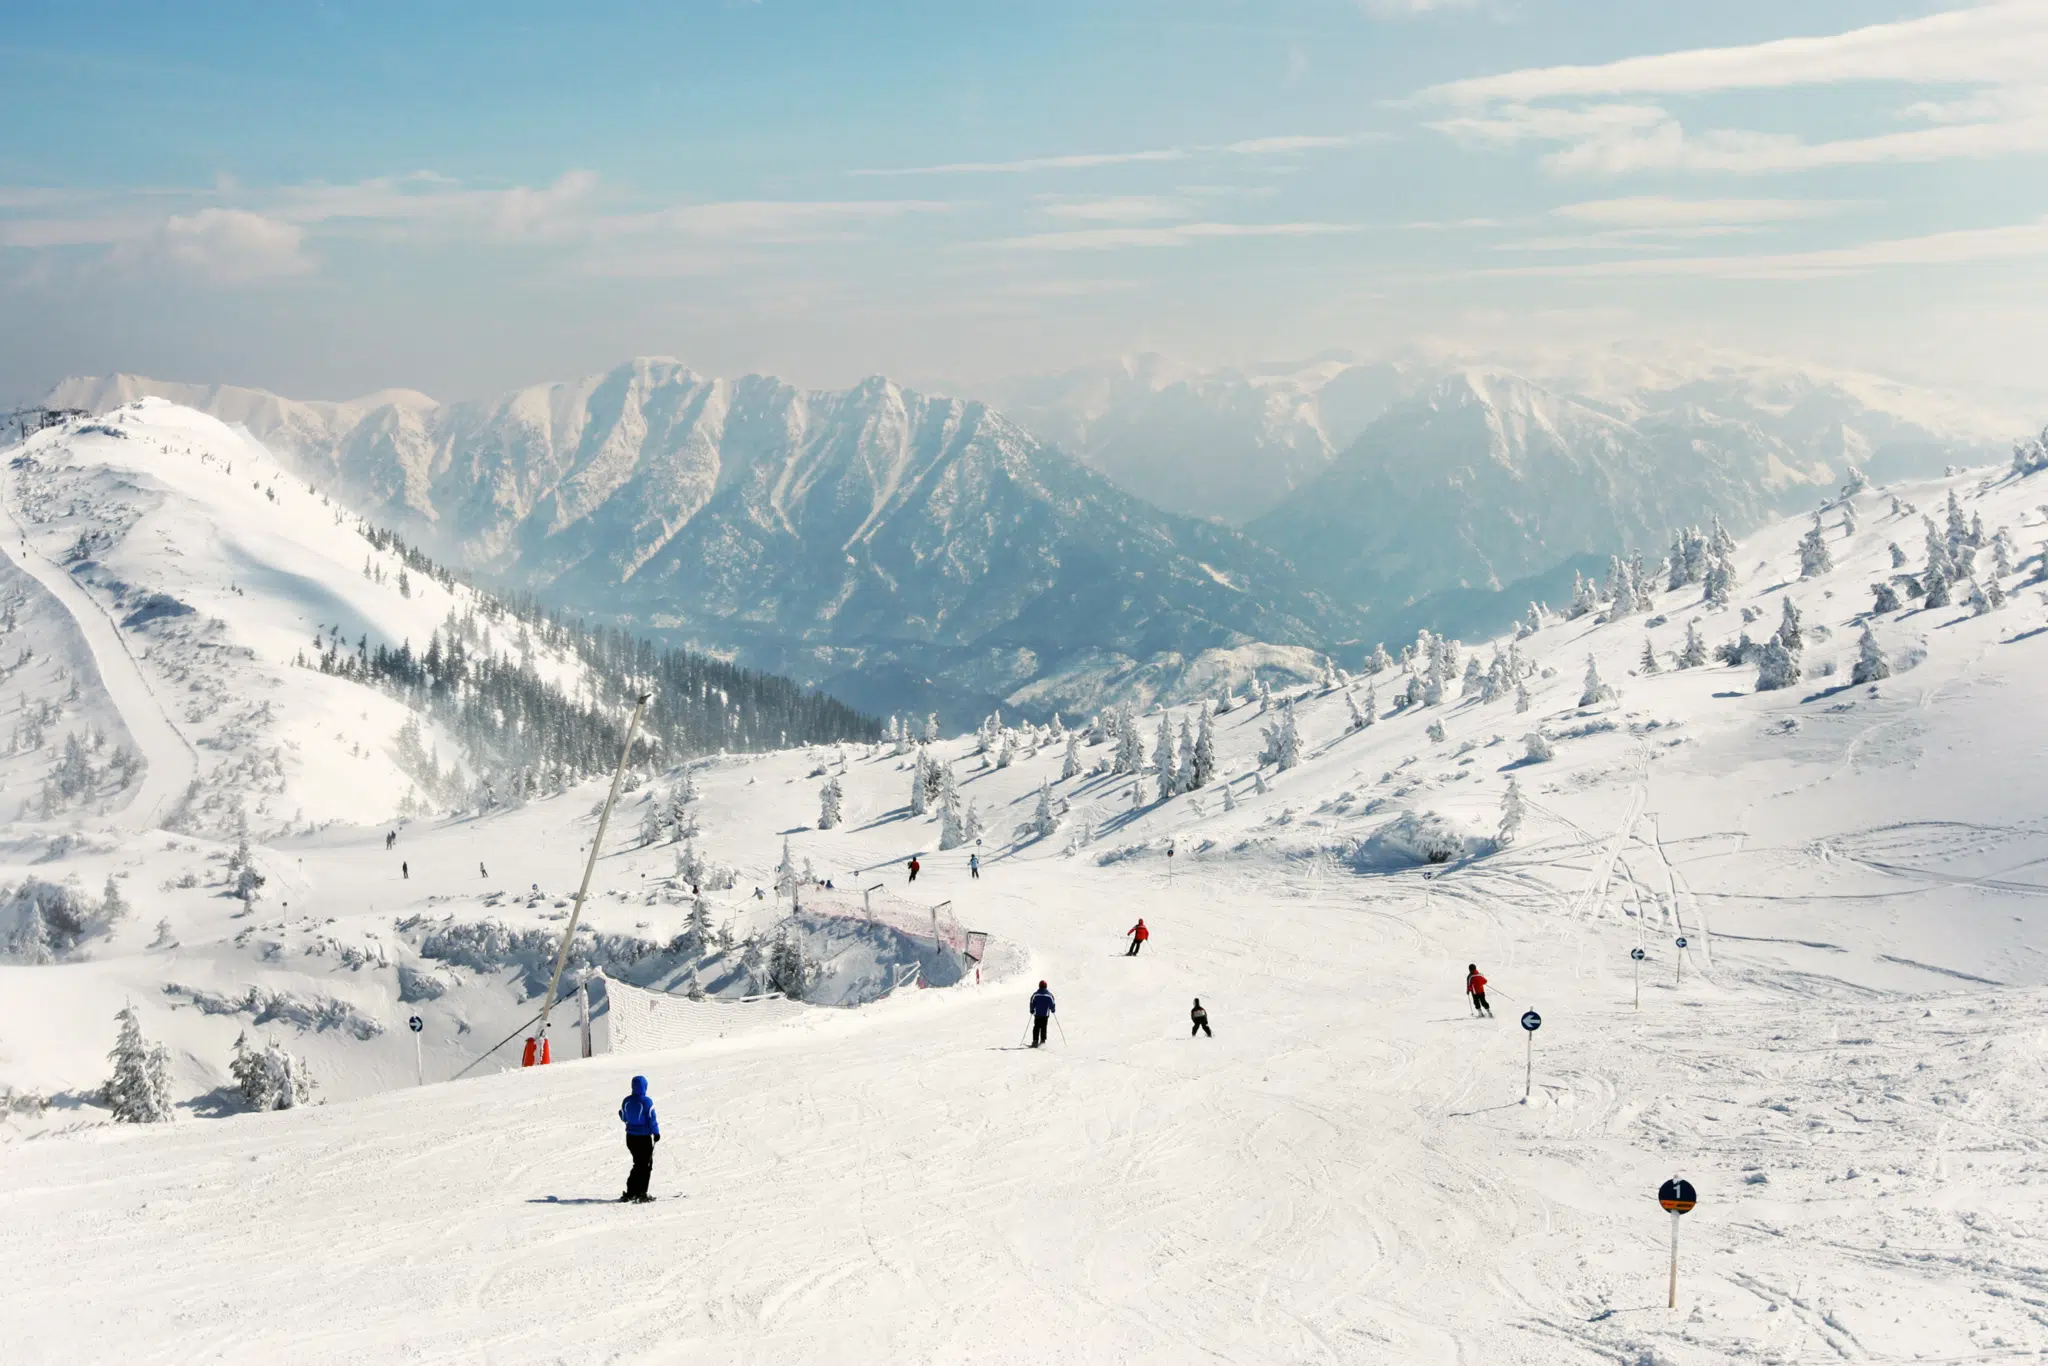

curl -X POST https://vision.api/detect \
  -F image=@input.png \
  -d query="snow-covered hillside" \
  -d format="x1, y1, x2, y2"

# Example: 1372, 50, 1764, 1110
5, 418, 2048, 1362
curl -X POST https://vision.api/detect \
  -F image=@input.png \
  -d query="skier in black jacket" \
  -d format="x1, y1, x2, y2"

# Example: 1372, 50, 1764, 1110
1190, 999, 1211, 1038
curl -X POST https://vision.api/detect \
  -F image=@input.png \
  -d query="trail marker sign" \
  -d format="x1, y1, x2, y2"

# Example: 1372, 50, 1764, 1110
1630, 947, 1646, 1008
408, 1015, 424, 1088
1657, 1177, 1698, 1308
1674, 936, 1688, 984
1519, 1010, 1541, 1102
408, 1015, 424, 1033
1630, 948, 1646, 961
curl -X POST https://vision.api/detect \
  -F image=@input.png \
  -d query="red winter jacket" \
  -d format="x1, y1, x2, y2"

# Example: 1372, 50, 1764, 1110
1466, 973, 1487, 996
1129, 922, 1149, 942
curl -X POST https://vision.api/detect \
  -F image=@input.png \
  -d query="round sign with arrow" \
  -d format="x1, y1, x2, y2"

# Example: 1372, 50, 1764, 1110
1630, 947, 1646, 961
1658, 1177, 1697, 1213
1520, 1010, 1542, 1032
408, 1015, 423, 1034
1675, 936, 1688, 949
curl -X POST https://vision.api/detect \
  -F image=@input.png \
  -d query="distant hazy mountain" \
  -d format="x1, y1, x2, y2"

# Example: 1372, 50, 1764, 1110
51, 362, 1360, 721
1249, 365, 2004, 619
975, 354, 1425, 525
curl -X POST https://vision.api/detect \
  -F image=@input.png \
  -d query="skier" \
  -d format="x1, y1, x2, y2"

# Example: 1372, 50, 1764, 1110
1465, 964, 1492, 1017
401, 861, 409, 880
521, 1036, 538, 1067
617, 1075, 660, 1203
1125, 918, 1149, 957
968, 853, 980, 880
907, 856, 921, 883
479, 862, 487, 878
1028, 980, 1056, 1048
1190, 999, 1211, 1038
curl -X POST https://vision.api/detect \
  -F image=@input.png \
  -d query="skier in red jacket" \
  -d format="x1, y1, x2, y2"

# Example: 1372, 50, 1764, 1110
1126, 919, 1150, 956
1465, 964, 1492, 1017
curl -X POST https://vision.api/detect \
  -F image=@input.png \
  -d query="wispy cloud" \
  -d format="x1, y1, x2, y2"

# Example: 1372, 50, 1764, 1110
1552, 197, 1848, 227
110, 209, 312, 283
854, 133, 1376, 177
1035, 195, 1190, 224
984, 221, 1358, 252
1474, 215, 2048, 280
1418, 3, 2048, 175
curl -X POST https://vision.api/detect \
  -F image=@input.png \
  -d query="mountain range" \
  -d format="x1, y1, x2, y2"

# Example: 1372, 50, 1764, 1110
49, 355, 2015, 720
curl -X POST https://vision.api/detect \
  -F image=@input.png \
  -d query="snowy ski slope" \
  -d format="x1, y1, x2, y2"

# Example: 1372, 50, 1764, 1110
4, 402, 2048, 1363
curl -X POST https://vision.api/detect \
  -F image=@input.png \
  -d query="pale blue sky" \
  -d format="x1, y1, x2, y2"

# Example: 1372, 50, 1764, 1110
2, 1, 2044, 406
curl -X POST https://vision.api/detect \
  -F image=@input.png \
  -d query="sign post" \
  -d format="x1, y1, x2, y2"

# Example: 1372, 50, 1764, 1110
1631, 947, 1646, 1009
1658, 1177, 1697, 1308
863, 883, 883, 923
1674, 936, 1688, 985
1167, 839, 1176, 883
1520, 1009, 1541, 1102
408, 1014, 424, 1086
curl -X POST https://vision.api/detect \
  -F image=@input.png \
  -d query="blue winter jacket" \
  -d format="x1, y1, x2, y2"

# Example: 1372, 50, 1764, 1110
619, 1076, 659, 1137
1028, 987, 1055, 1017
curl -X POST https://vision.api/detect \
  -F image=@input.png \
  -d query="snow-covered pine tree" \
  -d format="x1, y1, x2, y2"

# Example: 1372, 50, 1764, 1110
1967, 579, 1993, 615
1112, 702, 1145, 775
1154, 712, 1178, 795
1222, 779, 1237, 811
1798, 514, 1833, 578
1970, 509, 1985, 550
909, 751, 930, 816
1497, 778, 1525, 848
1518, 603, 1542, 638
1362, 680, 1379, 726
1755, 639, 1801, 691
938, 780, 967, 851
1346, 688, 1367, 732
1639, 639, 1661, 675
1703, 551, 1735, 608
1568, 571, 1598, 619
995, 730, 1014, 769
1870, 581, 1902, 614
1425, 720, 1447, 744
1514, 680, 1530, 714
1774, 597, 1804, 653
1677, 619, 1708, 669
231, 1031, 315, 1111
1579, 656, 1614, 708
104, 1005, 173, 1123
1852, 626, 1891, 684
1987, 576, 2008, 610
638, 799, 664, 847
1259, 702, 1303, 772
775, 837, 798, 902
922, 713, 940, 743
1842, 502, 1858, 538
1889, 542, 1907, 568
101, 874, 127, 925
1993, 531, 2015, 579
1029, 780, 1059, 840
1177, 719, 1195, 793
1368, 643, 1393, 674
1522, 731, 1554, 763
1191, 708, 1217, 788
818, 775, 843, 830
1460, 656, 1484, 698
1841, 464, 1870, 498
1061, 731, 1082, 781
1924, 564, 1953, 608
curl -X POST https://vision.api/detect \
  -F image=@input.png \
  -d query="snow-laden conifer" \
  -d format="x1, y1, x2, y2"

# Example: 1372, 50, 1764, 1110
1259, 702, 1303, 772
104, 1005, 173, 1124
818, 776, 843, 830
1756, 640, 1801, 692
1579, 656, 1614, 708
1061, 731, 1082, 781
1870, 581, 1902, 614
1799, 514, 1833, 578
1851, 626, 1891, 684
1190, 708, 1217, 788
1497, 778, 1525, 848
1677, 619, 1708, 669
1154, 712, 1178, 795
1112, 702, 1144, 775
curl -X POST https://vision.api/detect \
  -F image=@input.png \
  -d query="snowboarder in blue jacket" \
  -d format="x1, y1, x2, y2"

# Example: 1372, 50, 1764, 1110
1028, 981, 1056, 1048
618, 1076, 660, 1203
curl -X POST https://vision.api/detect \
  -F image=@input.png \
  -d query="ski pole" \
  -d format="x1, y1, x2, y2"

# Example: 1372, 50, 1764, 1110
1055, 1017, 1068, 1046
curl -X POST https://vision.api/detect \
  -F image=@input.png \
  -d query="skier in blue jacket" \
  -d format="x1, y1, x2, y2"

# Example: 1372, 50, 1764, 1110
618, 1076, 660, 1203
1028, 981, 1056, 1048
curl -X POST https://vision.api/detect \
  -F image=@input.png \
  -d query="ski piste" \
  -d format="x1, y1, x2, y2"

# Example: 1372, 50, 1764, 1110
2, 402, 2047, 1361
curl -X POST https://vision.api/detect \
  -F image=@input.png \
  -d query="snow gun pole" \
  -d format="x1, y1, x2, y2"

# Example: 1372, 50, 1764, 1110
537, 691, 652, 1053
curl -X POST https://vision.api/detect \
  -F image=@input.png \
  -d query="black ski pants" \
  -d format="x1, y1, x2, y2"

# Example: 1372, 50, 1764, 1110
1031, 1015, 1049, 1047
1126, 939, 1143, 956
625, 1134, 655, 1199
1471, 992, 1490, 1016
1191, 1020, 1211, 1038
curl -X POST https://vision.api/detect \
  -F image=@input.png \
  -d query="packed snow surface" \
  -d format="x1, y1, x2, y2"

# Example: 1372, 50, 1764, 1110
4, 403, 2048, 1362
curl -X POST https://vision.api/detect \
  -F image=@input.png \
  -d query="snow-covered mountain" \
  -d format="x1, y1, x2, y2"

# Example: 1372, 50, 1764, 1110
974, 353, 1423, 523
7, 414, 2048, 1361
51, 364, 1365, 721
1249, 366, 2006, 637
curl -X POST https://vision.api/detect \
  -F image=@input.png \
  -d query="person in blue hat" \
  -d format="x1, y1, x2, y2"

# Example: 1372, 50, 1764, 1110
618, 1076, 660, 1203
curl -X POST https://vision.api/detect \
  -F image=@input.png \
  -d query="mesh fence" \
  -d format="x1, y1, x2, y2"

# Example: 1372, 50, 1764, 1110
793, 883, 966, 954
595, 973, 808, 1055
